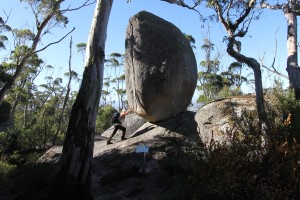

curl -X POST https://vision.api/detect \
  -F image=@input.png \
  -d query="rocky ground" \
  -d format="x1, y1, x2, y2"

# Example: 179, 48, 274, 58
2, 96, 259, 200
34, 111, 200, 200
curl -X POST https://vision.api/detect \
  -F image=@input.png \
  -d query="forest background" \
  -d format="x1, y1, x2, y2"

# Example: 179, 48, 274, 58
0, 0, 294, 161
1, 0, 300, 199
1, 0, 290, 108
0, 0, 294, 152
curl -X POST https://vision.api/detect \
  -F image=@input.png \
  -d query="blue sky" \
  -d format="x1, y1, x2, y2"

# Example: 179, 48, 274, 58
1, 0, 291, 101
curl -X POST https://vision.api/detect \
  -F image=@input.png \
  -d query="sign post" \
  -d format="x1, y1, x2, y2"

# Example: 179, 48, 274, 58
136, 145, 149, 166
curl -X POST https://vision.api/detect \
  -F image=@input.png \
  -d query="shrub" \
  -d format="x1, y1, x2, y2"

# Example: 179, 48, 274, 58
161, 87, 300, 199
0, 161, 16, 194
0, 100, 11, 123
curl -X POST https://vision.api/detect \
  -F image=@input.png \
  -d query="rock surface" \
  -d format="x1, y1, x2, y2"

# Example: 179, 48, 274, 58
34, 96, 267, 200
38, 111, 200, 200
101, 113, 147, 143
195, 96, 257, 147
92, 111, 199, 200
125, 11, 197, 122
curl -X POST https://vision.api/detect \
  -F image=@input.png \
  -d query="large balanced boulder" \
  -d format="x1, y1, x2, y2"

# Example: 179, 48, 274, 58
125, 11, 197, 122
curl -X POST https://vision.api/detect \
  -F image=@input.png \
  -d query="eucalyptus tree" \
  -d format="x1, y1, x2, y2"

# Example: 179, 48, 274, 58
211, 0, 268, 126
2, 28, 44, 125
51, 0, 113, 199
197, 37, 245, 103
220, 61, 247, 97
0, 0, 95, 105
116, 74, 126, 109
76, 42, 87, 63
106, 52, 125, 110
225, 62, 247, 89
197, 37, 223, 102
261, 0, 300, 100
184, 33, 196, 49
101, 77, 111, 106
0, 14, 11, 51
4, 74, 70, 152
52, 37, 79, 146
162, 0, 268, 131
0, 16, 12, 99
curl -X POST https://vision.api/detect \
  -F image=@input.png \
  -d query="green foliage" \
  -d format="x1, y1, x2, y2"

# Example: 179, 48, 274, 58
104, 53, 127, 110
0, 100, 11, 122
76, 42, 86, 52
12, 29, 35, 42
184, 33, 196, 49
1, 82, 300, 199
196, 94, 211, 104
110, 52, 122, 58
96, 105, 117, 134
0, 65, 13, 85
0, 129, 20, 156
0, 78, 77, 162
219, 85, 243, 98
0, 161, 16, 193
197, 37, 247, 104
20, 0, 69, 26
1, 162, 56, 196
162, 87, 300, 199
0, 16, 11, 51
267, 82, 300, 143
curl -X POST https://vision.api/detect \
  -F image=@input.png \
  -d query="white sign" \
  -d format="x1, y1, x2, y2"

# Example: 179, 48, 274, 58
136, 145, 149, 153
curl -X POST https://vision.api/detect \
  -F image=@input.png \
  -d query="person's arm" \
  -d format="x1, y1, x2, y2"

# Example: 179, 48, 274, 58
120, 109, 132, 118
125, 109, 132, 115
120, 110, 128, 118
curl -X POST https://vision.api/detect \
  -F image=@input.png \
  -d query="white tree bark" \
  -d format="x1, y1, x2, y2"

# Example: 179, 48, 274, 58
51, 0, 113, 199
285, 0, 300, 99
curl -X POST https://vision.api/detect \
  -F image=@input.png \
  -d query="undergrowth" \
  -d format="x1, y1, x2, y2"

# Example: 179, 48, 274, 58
161, 89, 300, 200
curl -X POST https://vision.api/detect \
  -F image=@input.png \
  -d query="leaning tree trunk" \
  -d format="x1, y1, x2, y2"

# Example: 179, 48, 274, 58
227, 37, 268, 132
50, 0, 113, 199
284, 0, 300, 100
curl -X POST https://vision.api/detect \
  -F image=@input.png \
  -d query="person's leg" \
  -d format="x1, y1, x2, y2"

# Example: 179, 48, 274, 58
107, 125, 119, 144
119, 125, 126, 140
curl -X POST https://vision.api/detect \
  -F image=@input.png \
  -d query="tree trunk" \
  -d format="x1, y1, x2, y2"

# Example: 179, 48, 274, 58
227, 37, 268, 130
284, 0, 300, 99
50, 0, 113, 199
52, 37, 73, 146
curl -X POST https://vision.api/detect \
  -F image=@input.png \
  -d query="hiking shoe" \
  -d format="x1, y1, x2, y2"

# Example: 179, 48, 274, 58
106, 141, 112, 145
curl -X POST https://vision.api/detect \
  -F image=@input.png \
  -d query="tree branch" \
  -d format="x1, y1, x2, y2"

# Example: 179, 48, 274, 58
233, 11, 254, 38
233, 0, 254, 31
261, 2, 300, 15
260, 28, 288, 79
34, 27, 75, 53
212, 0, 231, 33
0, 8, 12, 31
160, 0, 203, 19
261, 63, 288, 79
226, 0, 233, 24
260, 2, 284, 10
61, 0, 97, 13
